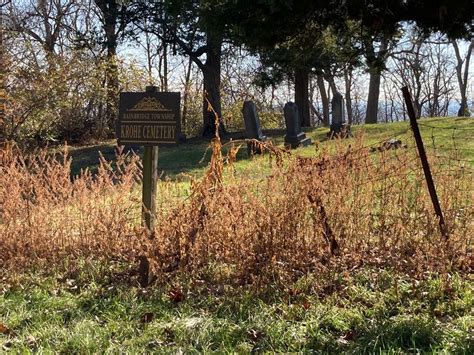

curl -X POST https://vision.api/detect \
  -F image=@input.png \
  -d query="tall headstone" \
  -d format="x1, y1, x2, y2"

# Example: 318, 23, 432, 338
329, 93, 351, 138
242, 100, 267, 155
284, 102, 311, 148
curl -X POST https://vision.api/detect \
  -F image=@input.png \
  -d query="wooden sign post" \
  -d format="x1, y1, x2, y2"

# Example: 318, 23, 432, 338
142, 145, 159, 231
117, 86, 180, 232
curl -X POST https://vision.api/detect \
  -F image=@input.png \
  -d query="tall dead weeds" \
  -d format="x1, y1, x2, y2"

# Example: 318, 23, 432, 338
0, 145, 149, 267
0, 134, 472, 287
151, 134, 472, 286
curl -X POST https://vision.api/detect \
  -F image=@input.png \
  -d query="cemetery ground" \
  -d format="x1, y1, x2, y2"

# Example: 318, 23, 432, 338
68, 116, 473, 177
1, 117, 473, 353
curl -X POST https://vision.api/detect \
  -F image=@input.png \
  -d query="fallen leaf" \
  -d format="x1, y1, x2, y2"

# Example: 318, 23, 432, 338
288, 288, 300, 297
168, 287, 184, 303
141, 312, 154, 324
337, 336, 349, 345
0, 323, 11, 335
94, 315, 106, 325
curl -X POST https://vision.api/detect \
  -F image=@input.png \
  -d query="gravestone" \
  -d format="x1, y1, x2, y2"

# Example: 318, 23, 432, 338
242, 100, 267, 155
329, 93, 351, 138
283, 102, 311, 148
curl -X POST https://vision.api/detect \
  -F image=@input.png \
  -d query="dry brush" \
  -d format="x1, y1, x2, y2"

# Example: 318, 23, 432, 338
0, 137, 472, 287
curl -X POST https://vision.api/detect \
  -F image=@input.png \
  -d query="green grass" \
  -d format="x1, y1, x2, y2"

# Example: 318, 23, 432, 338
1, 266, 472, 353
67, 117, 474, 177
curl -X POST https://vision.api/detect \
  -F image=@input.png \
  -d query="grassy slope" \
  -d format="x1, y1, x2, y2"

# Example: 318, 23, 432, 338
67, 117, 473, 177
2, 117, 473, 353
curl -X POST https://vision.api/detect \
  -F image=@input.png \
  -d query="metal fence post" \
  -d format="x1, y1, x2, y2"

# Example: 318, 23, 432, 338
401, 86, 448, 240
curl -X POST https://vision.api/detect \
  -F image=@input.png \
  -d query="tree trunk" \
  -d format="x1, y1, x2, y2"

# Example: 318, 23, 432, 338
201, 35, 225, 137
328, 78, 339, 97
159, 42, 168, 91
458, 91, 468, 117
104, 16, 119, 133
452, 39, 473, 117
105, 45, 118, 132
316, 74, 329, 126
181, 57, 193, 130
295, 68, 311, 127
365, 67, 381, 124
365, 36, 389, 124
93, 0, 121, 133
430, 71, 440, 117
144, 29, 154, 84
344, 69, 353, 124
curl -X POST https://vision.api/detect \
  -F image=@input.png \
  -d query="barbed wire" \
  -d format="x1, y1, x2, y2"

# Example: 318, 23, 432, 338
417, 122, 474, 131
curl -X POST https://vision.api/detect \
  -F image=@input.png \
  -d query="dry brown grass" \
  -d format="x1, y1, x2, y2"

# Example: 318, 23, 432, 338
0, 135, 472, 287
0, 145, 149, 267
151, 136, 472, 287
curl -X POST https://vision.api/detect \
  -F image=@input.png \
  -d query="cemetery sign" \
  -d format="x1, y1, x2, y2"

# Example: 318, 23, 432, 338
117, 90, 180, 146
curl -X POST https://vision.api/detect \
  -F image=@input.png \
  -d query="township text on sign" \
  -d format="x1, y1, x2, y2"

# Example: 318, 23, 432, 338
117, 92, 180, 145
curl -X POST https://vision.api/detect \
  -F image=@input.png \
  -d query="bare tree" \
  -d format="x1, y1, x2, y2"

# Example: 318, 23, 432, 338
385, 29, 457, 120
423, 37, 456, 117
316, 73, 329, 126
390, 30, 428, 116
92, 0, 133, 130
451, 38, 473, 116
0, 1, 9, 143
343, 66, 354, 124
10, 0, 75, 56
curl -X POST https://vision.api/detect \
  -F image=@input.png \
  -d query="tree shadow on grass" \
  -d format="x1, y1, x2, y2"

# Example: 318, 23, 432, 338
68, 142, 118, 176
67, 125, 416, 179
68, 135, 252, 179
